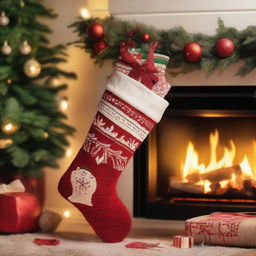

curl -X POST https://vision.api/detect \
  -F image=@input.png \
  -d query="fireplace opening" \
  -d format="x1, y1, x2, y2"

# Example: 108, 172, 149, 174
134, 86, 256, 220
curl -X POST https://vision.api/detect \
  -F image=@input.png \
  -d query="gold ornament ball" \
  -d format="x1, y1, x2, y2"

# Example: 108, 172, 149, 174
1, 41, 12, 55
19, 41, 32, 55
0, 12, 9, 26
20, 0, 25, 7
1, 122, 19, 135
24, 58, 41, 78
6, 79, 12, 84
0, 138, 13, 149
43, 132, 49, 139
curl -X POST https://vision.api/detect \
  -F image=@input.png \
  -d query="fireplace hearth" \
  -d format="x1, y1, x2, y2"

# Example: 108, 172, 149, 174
134, 86, 256, 220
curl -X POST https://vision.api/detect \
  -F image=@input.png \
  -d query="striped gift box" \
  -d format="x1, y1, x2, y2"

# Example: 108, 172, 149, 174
173, 235, 194, 248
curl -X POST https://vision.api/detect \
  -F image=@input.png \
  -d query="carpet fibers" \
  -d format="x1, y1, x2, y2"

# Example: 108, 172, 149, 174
0, 232, 256, 256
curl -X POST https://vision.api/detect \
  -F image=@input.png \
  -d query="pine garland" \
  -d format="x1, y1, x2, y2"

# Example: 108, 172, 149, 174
0, 0, 76, 177
70, 16, 256, 77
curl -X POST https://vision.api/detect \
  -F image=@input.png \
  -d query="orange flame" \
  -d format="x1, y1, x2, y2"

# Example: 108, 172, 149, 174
181, 129, 256, 193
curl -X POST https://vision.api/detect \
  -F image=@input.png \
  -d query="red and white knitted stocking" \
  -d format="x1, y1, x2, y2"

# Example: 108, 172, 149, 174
58, 43, 170, 243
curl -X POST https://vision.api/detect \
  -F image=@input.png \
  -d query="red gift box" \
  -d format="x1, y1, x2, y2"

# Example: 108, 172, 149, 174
0, 192, 41, 233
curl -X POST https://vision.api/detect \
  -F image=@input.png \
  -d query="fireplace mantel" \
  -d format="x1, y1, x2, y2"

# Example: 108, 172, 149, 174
106, 0, 256, 219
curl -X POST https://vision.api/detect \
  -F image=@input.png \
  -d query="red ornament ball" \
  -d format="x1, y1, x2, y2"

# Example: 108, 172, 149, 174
183, 42, 202, 62
93, 40, 108, 55
141, 33, 151, 42
215, 38, 235, 58
86, 23, 105, 41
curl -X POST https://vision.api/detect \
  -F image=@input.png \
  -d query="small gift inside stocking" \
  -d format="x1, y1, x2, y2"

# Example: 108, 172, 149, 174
58, 43, 170, 243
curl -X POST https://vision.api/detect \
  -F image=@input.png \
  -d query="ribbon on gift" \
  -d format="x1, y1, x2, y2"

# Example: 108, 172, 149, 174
120, 41, 159, 89
0, 179, 25, 194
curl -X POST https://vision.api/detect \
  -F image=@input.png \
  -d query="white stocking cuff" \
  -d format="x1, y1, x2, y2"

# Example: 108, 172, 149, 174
106, 71, 169, 123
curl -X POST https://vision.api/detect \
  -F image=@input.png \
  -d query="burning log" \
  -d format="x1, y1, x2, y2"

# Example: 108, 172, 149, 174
209, 182, 227, 195
186, 171, 201, 183
170, 178, 204, 194
242, 180, 256, 197
200, 164, 242, 183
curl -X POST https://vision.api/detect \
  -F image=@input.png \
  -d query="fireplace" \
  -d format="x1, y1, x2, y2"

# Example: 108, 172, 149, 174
134, 86, 256, 220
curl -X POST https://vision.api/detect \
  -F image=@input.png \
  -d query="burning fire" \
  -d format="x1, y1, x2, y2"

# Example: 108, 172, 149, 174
181, 130, 256, 194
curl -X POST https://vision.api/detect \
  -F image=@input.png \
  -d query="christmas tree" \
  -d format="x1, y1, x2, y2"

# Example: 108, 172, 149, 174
0, 0, 76, 177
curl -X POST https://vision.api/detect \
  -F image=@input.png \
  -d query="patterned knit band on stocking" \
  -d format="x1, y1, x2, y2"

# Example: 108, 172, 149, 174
58, 44, 170, 243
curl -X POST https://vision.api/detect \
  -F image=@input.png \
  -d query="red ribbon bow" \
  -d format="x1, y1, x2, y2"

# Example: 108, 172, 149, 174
120, 42, 159, 89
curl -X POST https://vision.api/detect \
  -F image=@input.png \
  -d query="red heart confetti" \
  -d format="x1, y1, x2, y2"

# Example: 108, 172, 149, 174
125, 241, 160, 249
33, 238, 60, 246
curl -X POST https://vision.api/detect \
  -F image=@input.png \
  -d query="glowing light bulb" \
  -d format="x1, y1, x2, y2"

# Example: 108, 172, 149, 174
5, 123, 13, 131
59, 98, 68, 111
6, 79, 12, 84
43, 132, 49, 138
50, 77, 60, 86
80, 8, 91, 19
30, 65, 37, 74
65, 148, 73, 157
1, 122, 19, 135
63, 210, 71, 218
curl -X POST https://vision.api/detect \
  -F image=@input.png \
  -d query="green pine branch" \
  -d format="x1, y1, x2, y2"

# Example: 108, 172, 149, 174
70, 16, 256, 76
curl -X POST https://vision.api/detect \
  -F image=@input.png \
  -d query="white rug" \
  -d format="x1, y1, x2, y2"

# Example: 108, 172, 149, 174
0, 232, 255, 256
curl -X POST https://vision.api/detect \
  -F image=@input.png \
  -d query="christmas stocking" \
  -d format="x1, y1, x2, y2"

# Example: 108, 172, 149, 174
58, 43, 170, 243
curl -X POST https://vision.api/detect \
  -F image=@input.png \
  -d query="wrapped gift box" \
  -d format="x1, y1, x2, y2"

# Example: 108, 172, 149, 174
0, 192, 41, 233
185, 212, 256, 247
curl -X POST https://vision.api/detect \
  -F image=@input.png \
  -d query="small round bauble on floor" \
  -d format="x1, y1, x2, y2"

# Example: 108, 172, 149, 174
0, 12, 9, 26
39, 210, 62, 232
24, 58, 41, 77
19, 41, 32, 55
183, 42, 202, 62
87, 23, 105, 41
93, 40, 108, 55
215, 38, 235, 58
1, 41, 12, 55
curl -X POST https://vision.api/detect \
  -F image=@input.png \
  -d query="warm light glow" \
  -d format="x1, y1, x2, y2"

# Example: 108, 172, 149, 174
43, 132, 49, 138
240, 156, 253, 178
5, 123, 14, 131
63, 210, 71, 218
80, 8, 91, 19
59, 98, 68, 111
50, 77, 60, 86
6, 79, 12, 84
180, 129, 256, 194
182, 142, 204, 180
203, 180, 212, 194
65, 148, 73, 157
30, 65, 38, 75
2, 122, 18, 135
